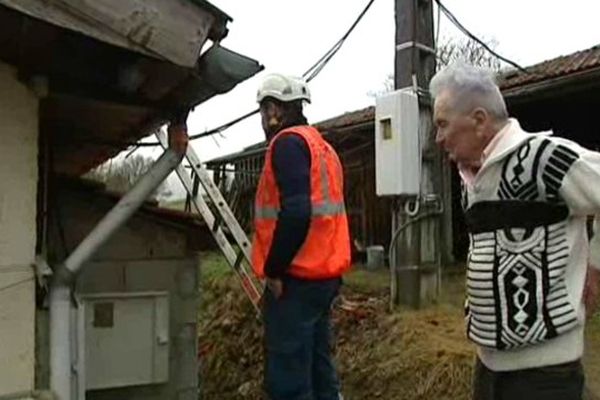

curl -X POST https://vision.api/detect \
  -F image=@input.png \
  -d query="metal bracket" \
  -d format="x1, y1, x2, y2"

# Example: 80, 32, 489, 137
34, 255, 53, 290
396, 41, 436, 55
423, 193, 444, 214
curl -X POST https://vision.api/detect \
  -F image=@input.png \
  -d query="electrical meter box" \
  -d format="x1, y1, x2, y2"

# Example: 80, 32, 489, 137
375, 88, 420, 196
79, 292, 170, 391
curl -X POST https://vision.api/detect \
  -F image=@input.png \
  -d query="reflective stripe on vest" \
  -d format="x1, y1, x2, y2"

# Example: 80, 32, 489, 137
251, 125, 351, 280
254, 150, 345, 219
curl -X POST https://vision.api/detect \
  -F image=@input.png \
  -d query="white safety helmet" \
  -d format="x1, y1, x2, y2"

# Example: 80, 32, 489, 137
256, 73, 311, 104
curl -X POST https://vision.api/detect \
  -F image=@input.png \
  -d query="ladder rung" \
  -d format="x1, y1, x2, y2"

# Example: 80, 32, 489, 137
154, 129, 264, 313
233, 251, 244, 271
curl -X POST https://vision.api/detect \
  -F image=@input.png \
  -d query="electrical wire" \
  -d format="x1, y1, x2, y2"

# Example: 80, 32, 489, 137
0, 389, 52, 400
433, 0, 527, 73
0, 265, 34, 273
125, 144, 142, 158
188, 108, 260, 140
435, 1, 442, 50
77, 0, 377, 150
387, 207, 443, 269
0, 277, 35, 293
302, 0, 376, 82
185, 0, 376, 142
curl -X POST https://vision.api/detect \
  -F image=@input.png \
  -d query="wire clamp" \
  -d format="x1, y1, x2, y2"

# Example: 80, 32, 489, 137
396, 41, 436, 55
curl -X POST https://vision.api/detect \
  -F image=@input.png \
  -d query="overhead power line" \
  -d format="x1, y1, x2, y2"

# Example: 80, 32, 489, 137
187, 0, 376, 142
435, 2, 442, 49
189, 108, 259, 140
433, 0, 528, 73
87, 0, 377, 150
0, 277, 34, 293
302, 0, 376, 82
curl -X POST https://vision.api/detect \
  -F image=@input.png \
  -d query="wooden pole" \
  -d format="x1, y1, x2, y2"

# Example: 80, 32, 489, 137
391, 0, 443, 308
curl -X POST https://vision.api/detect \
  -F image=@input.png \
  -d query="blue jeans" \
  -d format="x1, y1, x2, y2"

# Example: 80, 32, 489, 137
263, 276, 342, 400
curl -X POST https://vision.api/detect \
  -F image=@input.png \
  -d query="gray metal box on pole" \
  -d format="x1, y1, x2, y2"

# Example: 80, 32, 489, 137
375, 88, 421, 197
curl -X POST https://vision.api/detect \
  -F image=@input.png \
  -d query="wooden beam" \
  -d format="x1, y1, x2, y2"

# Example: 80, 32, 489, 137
47, 81, 163, 111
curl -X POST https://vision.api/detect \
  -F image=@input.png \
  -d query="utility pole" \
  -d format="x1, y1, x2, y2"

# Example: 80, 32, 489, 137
391, 0, 447, 308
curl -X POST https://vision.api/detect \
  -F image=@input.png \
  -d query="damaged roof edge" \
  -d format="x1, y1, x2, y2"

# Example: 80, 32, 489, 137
167, 44, 264, 108
187, 0, 232, 22
55, 43, 263, 176
0, 0, 232, 68
187, 0, 233, 43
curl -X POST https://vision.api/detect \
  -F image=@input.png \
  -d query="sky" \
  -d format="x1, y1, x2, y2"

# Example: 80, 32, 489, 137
138, 0, 600, 198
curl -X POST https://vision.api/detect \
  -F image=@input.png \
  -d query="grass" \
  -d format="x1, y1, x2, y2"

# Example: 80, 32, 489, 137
197, 252, 600, 399
344, 264, 467, 309
343, 265, 390, 295
197, 255, 475, 399
199, 251, 232, 281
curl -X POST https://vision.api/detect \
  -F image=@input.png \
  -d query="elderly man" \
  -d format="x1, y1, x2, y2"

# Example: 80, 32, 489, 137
430, 63, 600, 400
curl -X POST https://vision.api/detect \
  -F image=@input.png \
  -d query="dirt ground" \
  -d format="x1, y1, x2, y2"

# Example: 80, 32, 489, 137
585, 316, 600, 398
198, 253, 600, 400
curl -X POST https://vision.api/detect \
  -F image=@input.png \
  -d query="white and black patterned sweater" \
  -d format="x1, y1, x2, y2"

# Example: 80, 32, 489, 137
462, 119, 600, 371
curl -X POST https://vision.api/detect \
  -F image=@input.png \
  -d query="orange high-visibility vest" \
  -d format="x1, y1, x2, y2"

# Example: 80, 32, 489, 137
251, 125, 351, 280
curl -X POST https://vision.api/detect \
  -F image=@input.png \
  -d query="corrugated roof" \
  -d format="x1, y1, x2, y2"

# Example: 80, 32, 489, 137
208, 44, 600, 165
316, 106, 375, 132
500, 45, 600, 89
206, 106, 376, 165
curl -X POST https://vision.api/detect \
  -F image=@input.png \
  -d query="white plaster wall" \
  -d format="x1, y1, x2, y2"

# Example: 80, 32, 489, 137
0, 61, 39, 395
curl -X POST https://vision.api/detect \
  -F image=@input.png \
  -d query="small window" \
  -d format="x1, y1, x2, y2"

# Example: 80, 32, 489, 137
381, 118, 392, 140
93, 302, 114, 328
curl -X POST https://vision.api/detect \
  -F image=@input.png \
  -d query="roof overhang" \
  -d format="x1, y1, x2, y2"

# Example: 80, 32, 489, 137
0, 2, 263, 175
0, 0, 232, 67
502, 67, 600, 106
499, 45, 600, 106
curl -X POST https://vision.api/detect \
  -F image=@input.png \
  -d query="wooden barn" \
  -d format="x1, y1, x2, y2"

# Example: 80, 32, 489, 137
205, 44, 600, 263
205, 107, 389, 256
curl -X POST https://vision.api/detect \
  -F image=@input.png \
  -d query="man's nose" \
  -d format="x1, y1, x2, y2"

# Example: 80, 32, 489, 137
435, 129, 445, 147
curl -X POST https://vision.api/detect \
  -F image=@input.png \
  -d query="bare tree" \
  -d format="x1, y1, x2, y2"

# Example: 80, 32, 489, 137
369, 36, 502, 96
437, 37, 501, 71
85, 155, 172, 201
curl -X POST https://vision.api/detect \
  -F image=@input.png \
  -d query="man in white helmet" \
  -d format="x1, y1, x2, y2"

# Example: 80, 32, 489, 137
251, 73, 351, 400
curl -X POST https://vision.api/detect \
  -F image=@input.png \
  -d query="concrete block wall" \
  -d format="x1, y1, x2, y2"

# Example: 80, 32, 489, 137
44, 190, 201, 399
0, 61, 39, 395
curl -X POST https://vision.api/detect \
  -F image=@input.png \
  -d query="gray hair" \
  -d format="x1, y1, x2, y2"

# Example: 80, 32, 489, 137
429, 62, 508, 121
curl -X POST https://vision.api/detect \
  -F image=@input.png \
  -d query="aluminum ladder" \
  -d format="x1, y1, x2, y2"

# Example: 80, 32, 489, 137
155, 129, 263, 313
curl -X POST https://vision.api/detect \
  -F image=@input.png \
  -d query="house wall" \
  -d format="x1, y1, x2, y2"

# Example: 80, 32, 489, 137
43, 190, 200, 400
78, 258, 199, 400
0, 61, 38, 395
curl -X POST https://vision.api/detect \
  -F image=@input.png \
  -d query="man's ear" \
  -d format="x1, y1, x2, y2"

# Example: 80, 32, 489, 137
471, 108, 490, 138
471, 107, 488, 127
